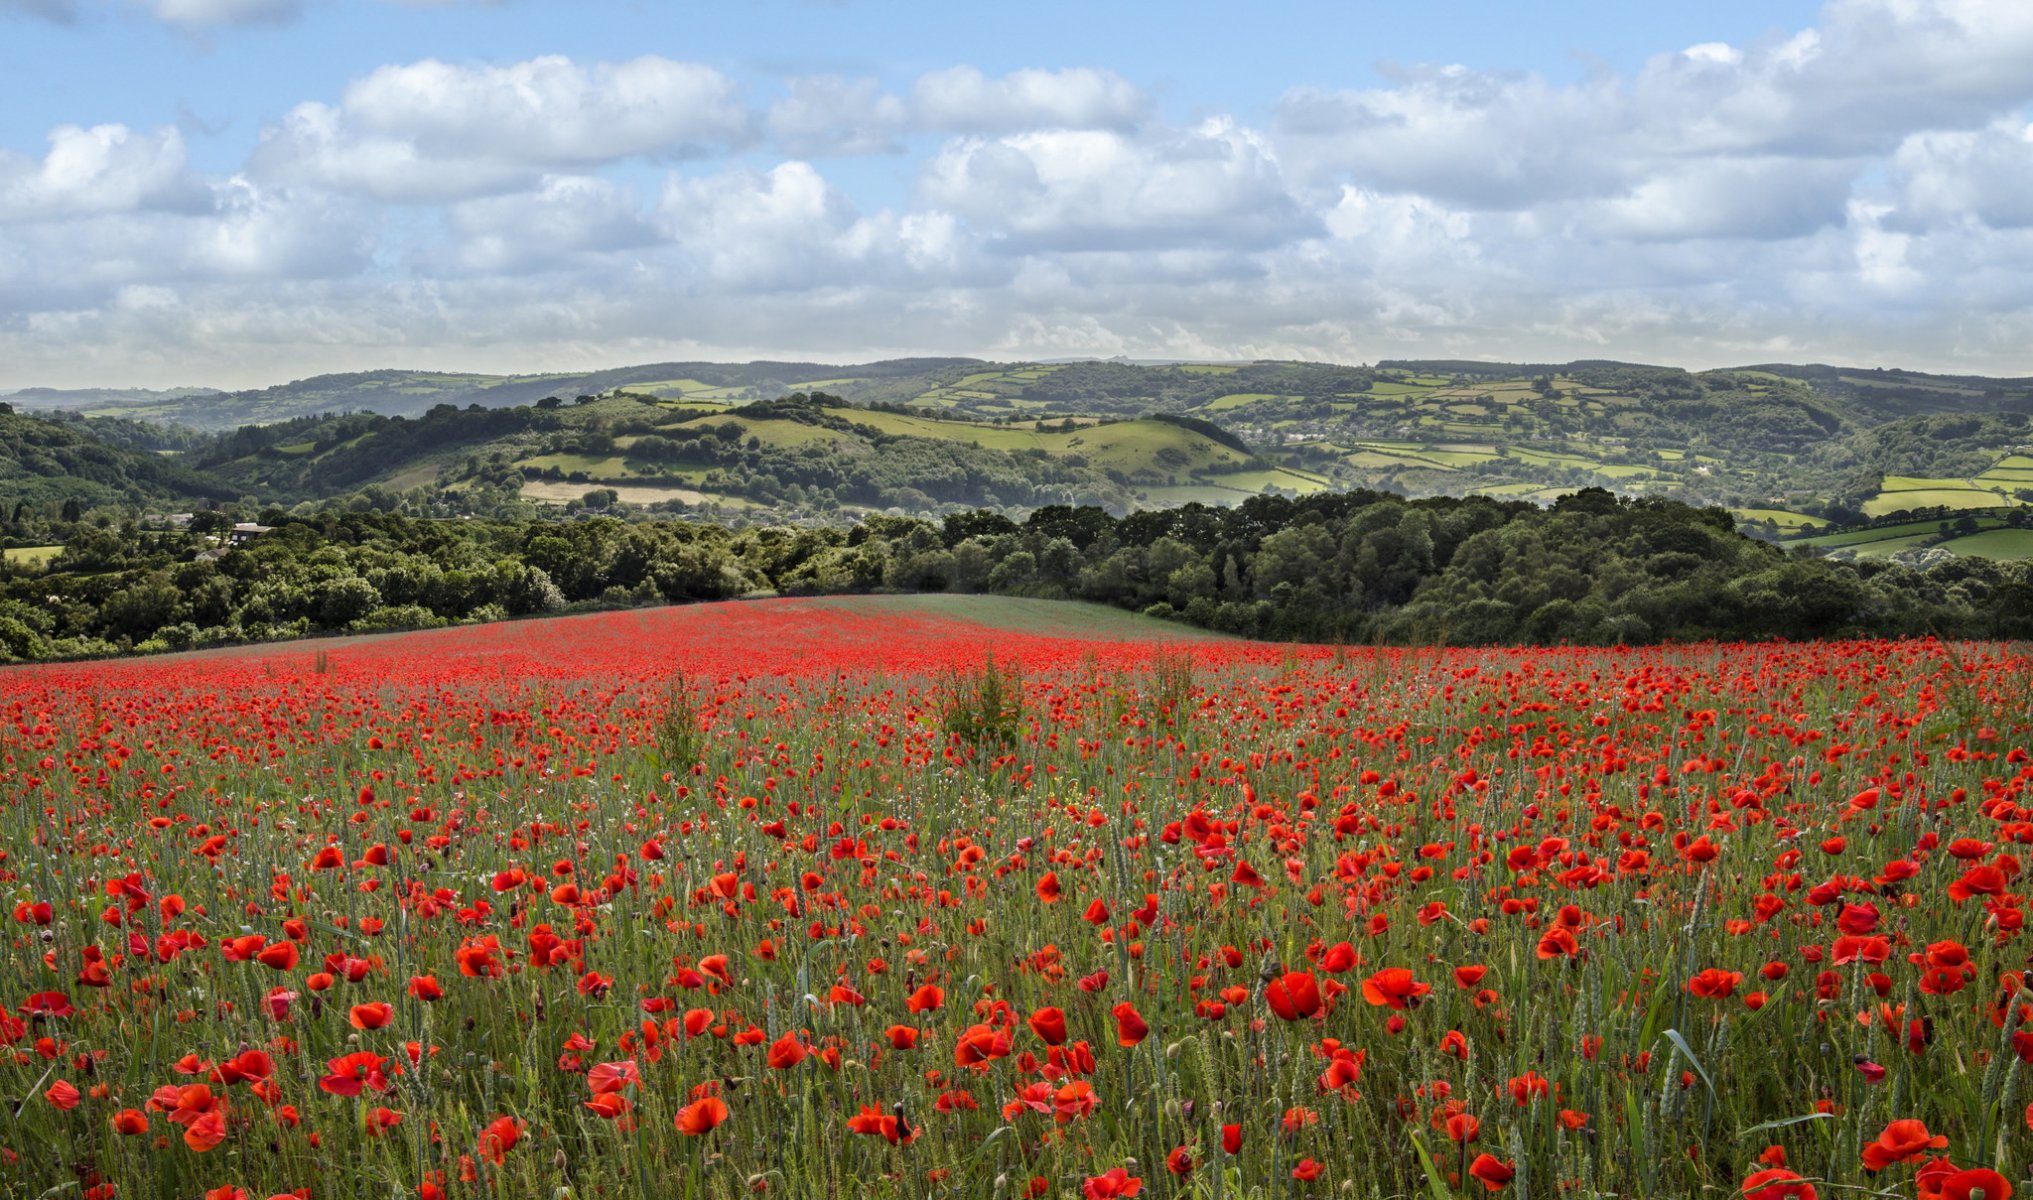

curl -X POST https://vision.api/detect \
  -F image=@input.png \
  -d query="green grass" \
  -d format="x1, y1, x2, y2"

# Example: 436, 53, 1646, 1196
1862, 488, 2015, 517
3, 545, 62, 566
1733, 508, 1828, 531
1202, 393, 1291, 411
1880, 474, 1980, 491
1938, 528, 2033, 560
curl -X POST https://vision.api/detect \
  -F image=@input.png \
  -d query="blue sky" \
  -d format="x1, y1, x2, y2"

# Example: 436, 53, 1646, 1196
1, 0, 2028, 388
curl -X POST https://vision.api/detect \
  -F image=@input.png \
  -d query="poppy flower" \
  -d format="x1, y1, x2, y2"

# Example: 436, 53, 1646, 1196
349, 1002, 394, 1030
319, 1051, 391, 1097
477, 1115, 524, 1164
955, 1024, 1013, 1066
1361, 967, 1430, 1009
1686, 969, 1741, 999
1083, 1168, 1142, 1199
586, 1060, 639, 1095
1937, 1167, 2011, 1200
1742, 1168, 1818, 1200
767, 1035, 808, 1070
1468, 1154, 1516, 1192
1029, 1006, 1069, 1045
1860, 1119, 1948, 1171
183, 1110, 229, 1152
1266, 970, 1323, 1021
883, 1024, 920, 1050
674, 1096, 729, 1136
1112, 1002, 1149, 1047
846, 1103, 916, 1144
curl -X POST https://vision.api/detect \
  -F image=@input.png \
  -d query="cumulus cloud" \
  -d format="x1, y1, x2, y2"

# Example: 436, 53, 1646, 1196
767, 76, 909, 157
912, 66, 1150, 132
0, 124, 210, 222
250, 55, 751, 201
658, 161, 974, 290
445, 175, 658, 272
1893, 119, 2033, 229
1275, 0, 2033, 217
920, 119, 1315, 252
11, 1, 2033, 386
0, 176, 368, 321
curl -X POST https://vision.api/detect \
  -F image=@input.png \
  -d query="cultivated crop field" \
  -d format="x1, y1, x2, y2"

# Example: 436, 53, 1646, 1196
3, 597, 2031, 1200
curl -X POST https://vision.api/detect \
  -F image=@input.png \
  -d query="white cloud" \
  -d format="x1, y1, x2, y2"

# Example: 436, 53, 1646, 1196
0, 124, 209, 222
1274, 0, 2033, 216
920, 119, 1315, 252
13, 2, 2033, 386
1577, 156, 1861, 242
445, 175, 657, 272
767, 76, 909, 156
912, 66, 1150, 132
1893, 120, 2033, 229
658, 161, 976, 291
250, 55, 751, 201
0, 176, 368, 319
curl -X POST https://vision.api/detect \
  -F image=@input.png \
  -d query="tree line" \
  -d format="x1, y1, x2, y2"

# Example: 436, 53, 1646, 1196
3, 488, 2028, 663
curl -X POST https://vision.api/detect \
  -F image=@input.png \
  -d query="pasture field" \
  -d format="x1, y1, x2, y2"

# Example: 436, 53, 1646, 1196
1863, 489, 2016, 517
1, 545, 62, 566
2, 598, 2031, 1200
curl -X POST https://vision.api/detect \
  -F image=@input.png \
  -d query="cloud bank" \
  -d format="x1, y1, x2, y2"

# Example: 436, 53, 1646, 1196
3, 0, 2032, 386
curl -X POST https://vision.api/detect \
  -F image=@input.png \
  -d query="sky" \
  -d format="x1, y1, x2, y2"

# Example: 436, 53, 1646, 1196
1, 0, 2030, 390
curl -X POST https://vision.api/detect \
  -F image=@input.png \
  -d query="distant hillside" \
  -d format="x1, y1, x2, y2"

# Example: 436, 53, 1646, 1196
0, 408, 238, 510
6, 360, 988, 430
187, 390, 1316, 516
8, 355, 2033, 562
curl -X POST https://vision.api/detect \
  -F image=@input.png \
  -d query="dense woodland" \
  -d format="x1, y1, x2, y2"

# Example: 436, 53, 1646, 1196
3, 489, 2027, 663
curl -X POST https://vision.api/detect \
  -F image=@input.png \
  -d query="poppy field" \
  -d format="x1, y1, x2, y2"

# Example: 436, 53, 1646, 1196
2, 595, 2031, 1200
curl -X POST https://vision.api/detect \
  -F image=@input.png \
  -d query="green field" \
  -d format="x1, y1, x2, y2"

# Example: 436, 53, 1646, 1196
2, 545, 62, 566
519, 480, 753, 508
1938, 528, 2033, 560
1203, 393, 1290, 411
1734, 508, 1828, 530
1863, 488, 2015, 517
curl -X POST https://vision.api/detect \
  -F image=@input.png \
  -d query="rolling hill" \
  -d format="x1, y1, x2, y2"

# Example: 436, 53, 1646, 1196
8, 356, 2033, 560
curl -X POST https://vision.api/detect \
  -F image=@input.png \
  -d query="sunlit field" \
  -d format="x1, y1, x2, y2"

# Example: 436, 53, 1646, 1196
3, 597, 2030, 1200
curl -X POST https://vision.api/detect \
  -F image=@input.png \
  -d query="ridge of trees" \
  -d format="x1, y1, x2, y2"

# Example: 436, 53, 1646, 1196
3, 488, 2026, 664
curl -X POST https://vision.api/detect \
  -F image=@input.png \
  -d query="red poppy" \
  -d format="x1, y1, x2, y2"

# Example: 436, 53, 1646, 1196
1361, 967, 1431, 1009
477, 1115, 524, 1164
767, 1035, 808, 1070
1112, 1002, 1149, 1047
1266, 970, 1323, 1021
1468, 1154, 1516, 1192
674, 1096, 730, 1136
1029, 1006, 1069, 1045
1083, 1168, 1142, 1200
1860, 1119, 1948, 1171
1742, 1168, 1818, 1200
